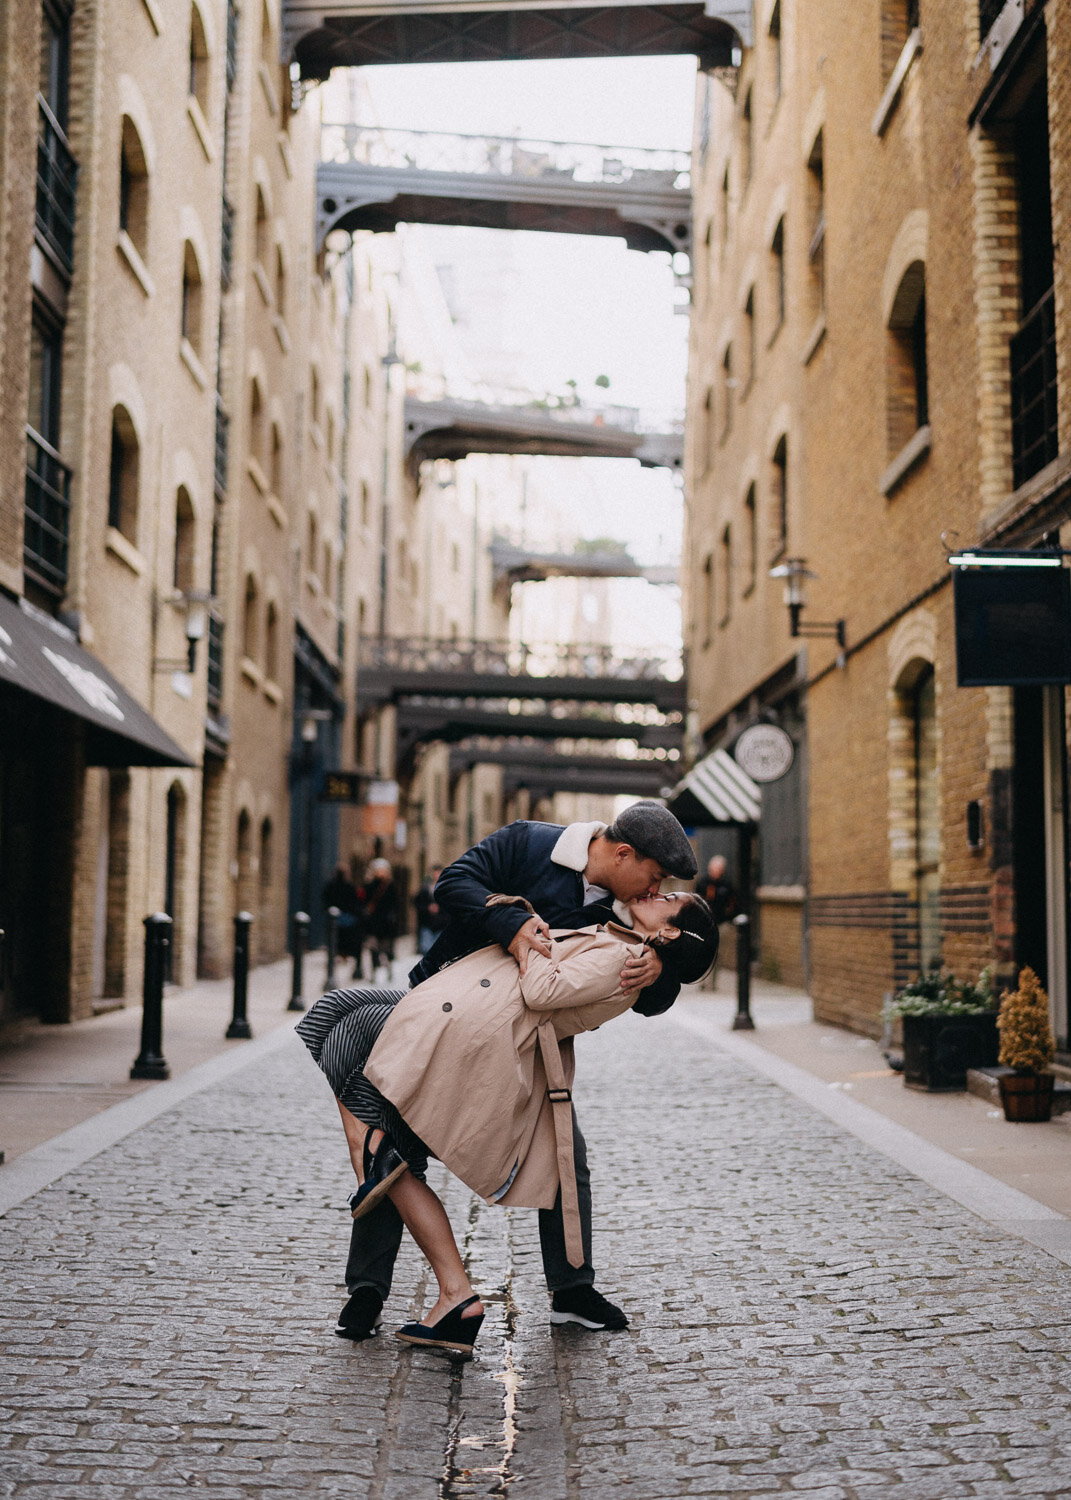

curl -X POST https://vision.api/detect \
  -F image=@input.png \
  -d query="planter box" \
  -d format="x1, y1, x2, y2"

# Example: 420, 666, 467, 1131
902, 1011, 999, 1091
999, 1071, 1055, 1122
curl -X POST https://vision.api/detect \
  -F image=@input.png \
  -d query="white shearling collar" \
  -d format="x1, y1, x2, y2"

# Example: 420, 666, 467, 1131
550, 821, 634, 928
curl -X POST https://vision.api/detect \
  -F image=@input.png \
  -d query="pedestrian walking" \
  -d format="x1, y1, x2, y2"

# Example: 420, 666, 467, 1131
297, 890, 717, 1357
358, 858, 398, 983
329, 801, 698, 1342
412, 866, 446, 956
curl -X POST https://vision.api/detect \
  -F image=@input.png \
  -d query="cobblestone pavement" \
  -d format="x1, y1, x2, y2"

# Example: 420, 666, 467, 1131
3, 1009, 1071, 1499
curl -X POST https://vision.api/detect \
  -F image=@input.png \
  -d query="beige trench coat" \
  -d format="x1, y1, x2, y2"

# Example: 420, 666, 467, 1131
363, 923, 643, 1266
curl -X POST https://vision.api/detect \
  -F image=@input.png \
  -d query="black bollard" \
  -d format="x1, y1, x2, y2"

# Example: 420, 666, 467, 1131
325, 905, 340, 989
289, 910, 310, 1011
227, 911, 254, 1039
731, 911, 755, 1031
131, 913, 173, 1078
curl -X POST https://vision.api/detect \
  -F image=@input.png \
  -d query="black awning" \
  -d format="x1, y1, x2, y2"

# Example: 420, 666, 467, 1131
0, 592, 195, 768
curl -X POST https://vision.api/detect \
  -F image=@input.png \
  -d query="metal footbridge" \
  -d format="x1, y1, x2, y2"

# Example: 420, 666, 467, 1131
319, 126, 692, 256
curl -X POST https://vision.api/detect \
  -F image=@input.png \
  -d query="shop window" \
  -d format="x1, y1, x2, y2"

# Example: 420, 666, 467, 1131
108, 405, 139, 541
173, 487, 195, 591
119, 116, 149, 259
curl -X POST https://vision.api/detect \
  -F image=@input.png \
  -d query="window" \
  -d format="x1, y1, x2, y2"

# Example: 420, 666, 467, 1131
770, 218, 786, 334
181, 241, 203, 356
768, 1, 782, 105
1009, 67, 1057, 488
173, 487, 195, 591
254, 186, 269, 268
188, 3, 210, 114
741, 88, 753, 190
720, 343, 734, 441
242, 574, 258, 659
264, 601, 278, 680
806, 133, 825, 320
260, 0, 274, 70
274, 244, 286, 319
40, 2, 71, 129
119, 116, 149, 258
249, 378, 265, 466
310, 366, 321, 426
719, 525, 732, 625
702, 386, 714, 472
886, 262, 928, 457
771, 437, 788, 558
37, 2, 76, 274
360, 480, 370, 528
28, 307, 63, 447
326, 409, 336, 463
270, 424, 283, 496
307, 512, 318, 578
108, 406, 139, 541
882, 0, 920, 82
743, 288, 756, 391
701, 551, 715, 647
363, 366, 372, 407
744, 484, 757, 592
720, 166, 730, 255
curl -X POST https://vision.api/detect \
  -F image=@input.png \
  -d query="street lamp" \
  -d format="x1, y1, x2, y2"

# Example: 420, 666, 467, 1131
154, 590, 215, 674
769, 556, 846, 649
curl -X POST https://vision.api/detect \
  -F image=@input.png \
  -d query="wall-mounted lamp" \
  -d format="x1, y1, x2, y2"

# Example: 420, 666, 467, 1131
769, 556, 846, 649
155, 590, 215, 674
300, 707, 334, 743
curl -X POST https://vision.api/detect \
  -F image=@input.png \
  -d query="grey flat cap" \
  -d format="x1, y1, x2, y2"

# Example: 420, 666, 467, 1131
609, 801, 697, 879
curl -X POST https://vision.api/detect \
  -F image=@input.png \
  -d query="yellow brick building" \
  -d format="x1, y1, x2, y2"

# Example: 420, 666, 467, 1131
685, 0, 1071, 1040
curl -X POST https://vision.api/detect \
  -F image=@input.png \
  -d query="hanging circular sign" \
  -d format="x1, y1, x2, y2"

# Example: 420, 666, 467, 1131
734, 724, 795, 783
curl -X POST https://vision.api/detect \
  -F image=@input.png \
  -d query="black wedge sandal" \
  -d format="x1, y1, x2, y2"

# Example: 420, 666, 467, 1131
395, 1294, 485, 1358
348, 1133, 408, 1220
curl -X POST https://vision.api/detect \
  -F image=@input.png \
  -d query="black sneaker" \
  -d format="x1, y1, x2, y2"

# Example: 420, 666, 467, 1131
550, 1286, 629, 1331
335, 1286, 384, 1341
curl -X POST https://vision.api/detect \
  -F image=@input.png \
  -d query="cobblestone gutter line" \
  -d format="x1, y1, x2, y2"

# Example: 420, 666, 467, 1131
2, 1011, 1071, 1496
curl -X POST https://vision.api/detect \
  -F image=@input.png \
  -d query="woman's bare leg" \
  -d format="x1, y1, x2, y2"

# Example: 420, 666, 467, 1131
336, 1100, 384, 1184
386, 1172, 484, 1326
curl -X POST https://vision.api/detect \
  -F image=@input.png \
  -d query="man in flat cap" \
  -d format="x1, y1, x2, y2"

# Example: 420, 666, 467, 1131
336, 803, 698, 1342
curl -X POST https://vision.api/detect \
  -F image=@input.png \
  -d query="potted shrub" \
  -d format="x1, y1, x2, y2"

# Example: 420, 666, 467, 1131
885, 969, 999, 1091
996, 967, 1056, 1122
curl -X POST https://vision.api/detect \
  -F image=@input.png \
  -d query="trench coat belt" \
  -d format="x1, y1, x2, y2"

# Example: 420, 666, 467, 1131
536, 1018, 584, 1269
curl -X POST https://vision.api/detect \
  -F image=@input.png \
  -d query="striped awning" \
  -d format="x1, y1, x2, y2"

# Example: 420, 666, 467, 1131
665, 748, 761, 826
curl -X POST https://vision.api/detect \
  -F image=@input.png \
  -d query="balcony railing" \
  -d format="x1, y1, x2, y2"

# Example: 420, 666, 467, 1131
24, 428, 72, 597
214, 398, 230, 497
36, 100, 78, 275
1010, 285, 1058, 491
207, 612, 224, 709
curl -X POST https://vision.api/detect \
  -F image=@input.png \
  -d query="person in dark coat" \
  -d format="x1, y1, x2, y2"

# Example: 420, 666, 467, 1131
412, 867, 446, 956
322, 864, 361, 959
695, 855, 739, 986
335, 801, 698, 1343
360, 858, 399, 981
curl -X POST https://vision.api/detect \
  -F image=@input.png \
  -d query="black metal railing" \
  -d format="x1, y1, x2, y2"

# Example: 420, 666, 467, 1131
36, 100, 77, 274
357, 635, 683, 683
1010, 285, 1058, 490
207, 612, 224, 709
24, 428, 72, 596
220, 195, 235, 288
214, 397, 230, 497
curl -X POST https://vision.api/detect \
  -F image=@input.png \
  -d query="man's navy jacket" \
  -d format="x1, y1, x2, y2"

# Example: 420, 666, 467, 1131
407, 819, 680, 1018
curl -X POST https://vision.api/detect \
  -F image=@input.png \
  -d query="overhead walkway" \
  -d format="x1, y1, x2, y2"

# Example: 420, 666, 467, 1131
448, 743, 677, 798
490, 539, 678, 588
403, 396, 683, 472
318, 126, 691, 256
285, 1, 752, 78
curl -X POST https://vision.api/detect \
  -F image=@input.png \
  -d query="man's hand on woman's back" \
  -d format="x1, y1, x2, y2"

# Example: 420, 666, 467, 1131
507, 915, 553, 974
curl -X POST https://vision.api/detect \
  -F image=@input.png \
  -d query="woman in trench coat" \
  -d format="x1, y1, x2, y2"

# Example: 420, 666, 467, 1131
297, 891, 717, 1356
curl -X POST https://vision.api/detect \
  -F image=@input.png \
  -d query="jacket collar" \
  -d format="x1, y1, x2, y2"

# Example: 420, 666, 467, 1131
550, 821, 635, 928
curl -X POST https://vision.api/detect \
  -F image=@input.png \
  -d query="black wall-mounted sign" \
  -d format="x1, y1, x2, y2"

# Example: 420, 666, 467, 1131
320, 770, 366, 803
954, 566, 1071, 686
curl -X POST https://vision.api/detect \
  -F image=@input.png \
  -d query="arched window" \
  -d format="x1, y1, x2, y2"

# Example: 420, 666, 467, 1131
743, 483, 757, 591
310, 365, 321, 426
188, 3, 210, 114
254, 185, 269, 268
108, 405, 139, 541
270, 423, 283, 496
720, 343, 733, 441
274, 244, 286, 319
173, 487, 195, 591
882, 0, 919, 84
886, 260, 928, 458
770, 218, 786, 333
249, 377, 265, 466
741, 87, 753, 189
181, 240, 203, 356
119, 116, 149, 258
243, 573, 258, 659
806, 132, 825, 320
771, 436, 788, 558
264, 599, 278, 681
307, 512, 318, 580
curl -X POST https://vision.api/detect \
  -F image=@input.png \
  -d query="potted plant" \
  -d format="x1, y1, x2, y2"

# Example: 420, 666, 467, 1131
885, 968, 999, 1091
996, 967, 1056, 1122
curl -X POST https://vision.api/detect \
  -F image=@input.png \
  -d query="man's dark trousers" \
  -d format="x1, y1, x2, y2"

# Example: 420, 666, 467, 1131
346, 1109, 595, 1296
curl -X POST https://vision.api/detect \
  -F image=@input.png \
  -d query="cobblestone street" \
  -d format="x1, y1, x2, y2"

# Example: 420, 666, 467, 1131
3, 1002, 1071, 1499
